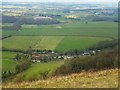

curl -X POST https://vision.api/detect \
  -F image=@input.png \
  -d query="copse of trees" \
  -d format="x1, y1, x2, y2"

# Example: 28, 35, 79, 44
39, 14, 62, 18
87, 39, 118, 50
86, 15, 118, 22
62, 49, 84, 56
16, 59, 31, 73
2, 53, 32, 80
2, 23, 22, 31
15, 54, 32, 73
2, 15, 60, 26
2, 15, 17, 23
2, 71, 16, 80
54, 46, 118, 75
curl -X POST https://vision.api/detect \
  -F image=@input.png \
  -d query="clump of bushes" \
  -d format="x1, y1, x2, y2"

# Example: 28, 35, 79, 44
55, 47, 118, 75
15, 60, 31, 73
2, 71, 16, 80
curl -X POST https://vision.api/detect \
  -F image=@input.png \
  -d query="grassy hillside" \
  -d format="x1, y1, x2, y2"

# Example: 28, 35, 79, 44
9, 60, 64, 82
2, 69, 118, 88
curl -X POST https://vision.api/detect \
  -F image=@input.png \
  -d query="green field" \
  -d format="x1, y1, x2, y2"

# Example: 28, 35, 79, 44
2, 22, 117, 51
13, 60, 63, 82
32, 36, 64, 50
55, 36, 112, 51
3, 36, 43, 50
2, 22, 118, 39
3, 36, 111, 51
18, 22, 118, 39
2, 51, 17, 72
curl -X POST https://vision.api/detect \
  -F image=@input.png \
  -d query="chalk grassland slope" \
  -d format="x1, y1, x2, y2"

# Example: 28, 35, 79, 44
2, 69, 118, 88
2, 36, 111, 51
9, 60, 64, 82
2, 22, 118, 39
55, 36, 112, 51
2, 51, 17, 72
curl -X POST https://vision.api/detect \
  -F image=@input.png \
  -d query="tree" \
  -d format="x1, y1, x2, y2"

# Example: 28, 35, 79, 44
15, 54, 22, 60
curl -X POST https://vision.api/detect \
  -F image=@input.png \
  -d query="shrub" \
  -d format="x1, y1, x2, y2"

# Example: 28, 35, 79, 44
16, 60, 31, 73
54, 47, 118, 75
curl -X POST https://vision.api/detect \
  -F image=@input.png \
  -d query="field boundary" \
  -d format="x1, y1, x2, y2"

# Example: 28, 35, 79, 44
7, 35, 114, 40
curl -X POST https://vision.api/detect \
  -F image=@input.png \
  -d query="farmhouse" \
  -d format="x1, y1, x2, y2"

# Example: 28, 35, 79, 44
83, 53, 91, 56
31, 52, 51, 62
34, 16, 52, 20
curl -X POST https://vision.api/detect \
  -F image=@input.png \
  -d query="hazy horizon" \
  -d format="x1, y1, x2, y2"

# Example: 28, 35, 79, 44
2, 0, 119, 3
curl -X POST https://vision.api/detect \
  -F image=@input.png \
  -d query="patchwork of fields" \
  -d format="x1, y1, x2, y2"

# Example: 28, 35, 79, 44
2, 22, 118, 80
2, 36, 111, 51
2, 22, 117, 51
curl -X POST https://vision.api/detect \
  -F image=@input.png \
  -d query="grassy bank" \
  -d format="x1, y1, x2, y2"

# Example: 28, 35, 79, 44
2, 69, 118, 88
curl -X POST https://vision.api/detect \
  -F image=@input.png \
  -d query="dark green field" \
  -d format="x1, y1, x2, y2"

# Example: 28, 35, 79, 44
3, 22, 118, 39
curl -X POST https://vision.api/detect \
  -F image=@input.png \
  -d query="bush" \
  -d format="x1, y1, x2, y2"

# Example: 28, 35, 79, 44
54, 47, 118, 75
16, 60, 31, 73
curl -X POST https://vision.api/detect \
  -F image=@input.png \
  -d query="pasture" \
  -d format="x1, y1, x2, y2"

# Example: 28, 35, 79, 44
2, 51, 17, 72
3, 36, 43, 50
2, 36, 111, 51
2, 22, 118, 39
13, 60, 64, 82
32, 36, 64, 50
55, 36, 112, 51
18, 22, 118, 39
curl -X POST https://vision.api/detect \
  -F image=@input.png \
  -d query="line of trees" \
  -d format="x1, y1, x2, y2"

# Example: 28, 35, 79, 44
2, 23, 22, 31
87, 39, 118, 50
17, 17, 59, 25
2, 15, 60, 31
39, 14, 62, 18
2, 15, 60, 25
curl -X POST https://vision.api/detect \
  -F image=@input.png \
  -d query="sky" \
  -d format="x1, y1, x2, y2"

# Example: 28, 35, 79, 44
2, 0, 120, 2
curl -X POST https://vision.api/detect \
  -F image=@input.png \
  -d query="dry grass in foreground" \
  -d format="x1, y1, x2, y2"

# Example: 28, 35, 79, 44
2, 68, 118, 88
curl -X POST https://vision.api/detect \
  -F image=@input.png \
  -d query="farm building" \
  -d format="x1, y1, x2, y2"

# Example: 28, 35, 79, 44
31, 52, 51, 62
